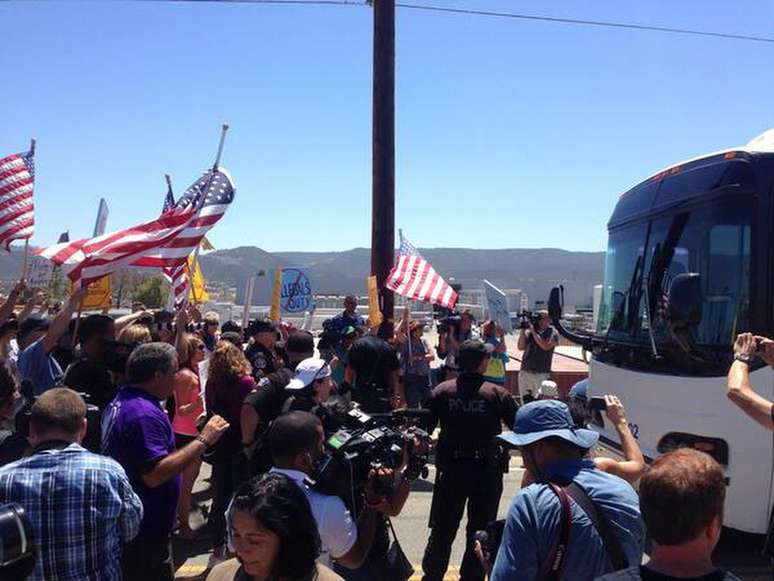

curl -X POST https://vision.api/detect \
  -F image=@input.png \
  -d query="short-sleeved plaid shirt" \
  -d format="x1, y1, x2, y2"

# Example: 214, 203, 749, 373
0, 442, 143, 581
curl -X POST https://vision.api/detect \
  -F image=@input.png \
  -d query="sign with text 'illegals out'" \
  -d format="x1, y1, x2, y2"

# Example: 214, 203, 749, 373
484, 279, 512, 334
280, 267, 314, 314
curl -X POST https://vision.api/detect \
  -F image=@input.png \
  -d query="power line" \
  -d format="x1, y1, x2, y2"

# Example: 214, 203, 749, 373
394, 2, 774, 44
12, 0, 774, 45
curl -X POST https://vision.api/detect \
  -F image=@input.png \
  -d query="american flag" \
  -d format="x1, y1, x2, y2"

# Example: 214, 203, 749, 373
0, 148, 35, 249
160, 180, 189, 308
40, 168, 234, 286
385, 231, 458, 309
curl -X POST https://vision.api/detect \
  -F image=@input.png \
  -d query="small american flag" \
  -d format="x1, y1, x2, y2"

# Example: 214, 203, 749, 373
0, 148, 35, 248
40, 168, 234, 285
385, 231, 458, 309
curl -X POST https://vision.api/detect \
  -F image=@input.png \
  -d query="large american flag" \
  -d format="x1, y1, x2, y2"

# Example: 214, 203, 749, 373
385, 231, 458, 309
0, 148, 35, 249
160, 181, 190, 308
40, 168, 234, 285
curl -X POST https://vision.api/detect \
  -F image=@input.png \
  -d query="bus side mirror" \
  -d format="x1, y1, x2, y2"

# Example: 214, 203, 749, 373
548, 286, 563, 320
668, 273, 702, 327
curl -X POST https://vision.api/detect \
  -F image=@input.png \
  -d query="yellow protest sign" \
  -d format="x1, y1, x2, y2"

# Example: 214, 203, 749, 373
70, 276, 112, 311
367, 275, 383, 329
188, 255, 210, 303
269, 268, 282, 322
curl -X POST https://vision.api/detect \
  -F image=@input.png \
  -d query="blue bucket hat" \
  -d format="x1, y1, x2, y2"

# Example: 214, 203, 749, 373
497, 399, 599, 449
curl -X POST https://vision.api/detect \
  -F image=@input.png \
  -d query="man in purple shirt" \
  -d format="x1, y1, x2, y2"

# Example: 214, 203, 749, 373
102, 342, 229, 581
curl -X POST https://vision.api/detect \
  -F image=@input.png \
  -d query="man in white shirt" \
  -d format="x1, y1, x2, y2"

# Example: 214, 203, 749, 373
268, 411, 379, 570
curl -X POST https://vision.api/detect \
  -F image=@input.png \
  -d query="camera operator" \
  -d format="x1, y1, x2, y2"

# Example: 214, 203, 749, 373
63, 314, 116, 410
438, 309, 476, 379
421, 339, 517, 581
516, 310, 559, 398
268, 411, 395, 572
346, 333, 404, 412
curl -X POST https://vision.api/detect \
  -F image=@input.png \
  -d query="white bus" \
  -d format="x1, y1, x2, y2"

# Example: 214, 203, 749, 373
551, 130, 774, 534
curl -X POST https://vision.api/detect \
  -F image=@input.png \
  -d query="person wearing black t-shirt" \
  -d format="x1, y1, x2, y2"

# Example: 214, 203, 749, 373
596, 448, 740, 581
63, 314, 116, 410
345, 334, 404, 412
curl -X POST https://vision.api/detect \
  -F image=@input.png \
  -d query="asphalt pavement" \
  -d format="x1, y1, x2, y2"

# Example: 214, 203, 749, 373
173, 453, 771, 580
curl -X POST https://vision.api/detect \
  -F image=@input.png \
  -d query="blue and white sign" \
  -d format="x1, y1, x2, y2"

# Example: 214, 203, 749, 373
484, 279, 512, 333
281, 267, 314, 314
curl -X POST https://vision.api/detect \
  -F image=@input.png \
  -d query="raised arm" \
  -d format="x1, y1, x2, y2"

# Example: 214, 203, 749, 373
726, 334, 774, 430
41, 286, 89, 353
593, 395, 646, 483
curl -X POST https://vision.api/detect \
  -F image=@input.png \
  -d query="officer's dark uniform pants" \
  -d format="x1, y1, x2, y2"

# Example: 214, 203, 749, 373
422, 460, 504, 581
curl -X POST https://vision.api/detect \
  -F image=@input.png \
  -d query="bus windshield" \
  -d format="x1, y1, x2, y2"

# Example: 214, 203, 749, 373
598, 197, 752, 351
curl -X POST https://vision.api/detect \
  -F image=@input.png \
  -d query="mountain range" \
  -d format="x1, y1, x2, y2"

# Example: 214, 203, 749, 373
198, 246, 605, 308
0, 246, 605, 308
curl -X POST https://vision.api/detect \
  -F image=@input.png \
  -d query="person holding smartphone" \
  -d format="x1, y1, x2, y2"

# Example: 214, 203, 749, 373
521, 394, 646, 487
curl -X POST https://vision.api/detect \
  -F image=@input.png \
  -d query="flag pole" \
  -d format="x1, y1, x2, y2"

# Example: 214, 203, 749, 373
213, 123, 230, 170
71, 291, 86, 350
165, 173, 172, 189
21, 138, 36, 280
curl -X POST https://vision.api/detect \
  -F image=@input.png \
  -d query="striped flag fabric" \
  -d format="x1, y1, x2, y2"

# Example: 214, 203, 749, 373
385, 231, 458, 309
0, 148, 35, 249
40, 168, 234, 286
159, 180, 189, 307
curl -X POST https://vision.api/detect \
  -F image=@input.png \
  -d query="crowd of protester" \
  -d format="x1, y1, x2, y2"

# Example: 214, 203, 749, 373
0, 284, 768, 581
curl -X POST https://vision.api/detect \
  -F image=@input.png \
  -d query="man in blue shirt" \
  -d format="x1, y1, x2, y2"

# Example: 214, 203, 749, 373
491, 400, 644, 580
17, 287, 87, 395
328, 295, 366, 336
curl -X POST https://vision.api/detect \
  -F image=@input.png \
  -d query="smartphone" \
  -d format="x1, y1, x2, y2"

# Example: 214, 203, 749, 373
589, 396, 607, 411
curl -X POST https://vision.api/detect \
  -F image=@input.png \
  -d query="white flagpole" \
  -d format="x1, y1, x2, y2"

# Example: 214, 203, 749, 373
213, 123, 229, 170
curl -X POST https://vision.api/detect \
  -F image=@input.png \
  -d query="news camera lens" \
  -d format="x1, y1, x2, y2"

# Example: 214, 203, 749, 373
0, 504, 34, 570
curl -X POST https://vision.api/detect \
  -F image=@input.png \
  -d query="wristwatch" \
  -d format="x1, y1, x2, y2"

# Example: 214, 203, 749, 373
196, 435, 213, 451
734, 353, 753, 364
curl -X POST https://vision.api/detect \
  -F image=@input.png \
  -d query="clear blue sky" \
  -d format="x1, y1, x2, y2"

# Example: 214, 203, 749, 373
2, 0, 773, 253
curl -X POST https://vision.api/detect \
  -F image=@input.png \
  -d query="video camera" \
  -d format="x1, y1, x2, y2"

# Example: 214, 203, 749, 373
515, 310, 542, 330
436, 314, 462, 337
0, 503, 35, 580
15, 380, 102, 453
313, 407, 431, 512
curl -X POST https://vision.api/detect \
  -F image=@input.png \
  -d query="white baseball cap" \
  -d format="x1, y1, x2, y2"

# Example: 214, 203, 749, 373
538, 380, 559, 399
286, 357, 332, 391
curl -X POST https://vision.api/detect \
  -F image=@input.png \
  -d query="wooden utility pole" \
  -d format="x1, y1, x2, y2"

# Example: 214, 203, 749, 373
371, 0, 396, 339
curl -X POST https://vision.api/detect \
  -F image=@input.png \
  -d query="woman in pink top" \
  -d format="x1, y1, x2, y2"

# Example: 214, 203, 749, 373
173, 333, 206, 537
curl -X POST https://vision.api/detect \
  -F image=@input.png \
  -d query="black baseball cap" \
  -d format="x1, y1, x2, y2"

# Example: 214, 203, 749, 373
221, 320, 242, 334
285, 331, 314, 355
458, 338, 494, 371
247, 319, 277, 336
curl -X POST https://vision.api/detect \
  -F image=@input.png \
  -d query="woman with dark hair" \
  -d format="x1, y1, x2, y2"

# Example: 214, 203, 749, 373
207, 473, 343, 581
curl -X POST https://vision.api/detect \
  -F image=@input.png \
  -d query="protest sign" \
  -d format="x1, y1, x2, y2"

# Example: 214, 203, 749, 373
28, 257, 54, 288
484, 279, 512, 333
71, 276, 112, 311
280, 267, 313, 315
367, 275, 383, 328
269, 270, 281, 322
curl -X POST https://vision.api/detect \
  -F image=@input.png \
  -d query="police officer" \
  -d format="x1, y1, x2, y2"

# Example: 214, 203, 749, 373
244, 319, 281, 382
421, 339, 517, 581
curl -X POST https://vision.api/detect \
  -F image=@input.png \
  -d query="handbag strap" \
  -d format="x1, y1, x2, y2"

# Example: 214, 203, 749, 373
537, 483, 572, 581
563, 482, 629, 571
